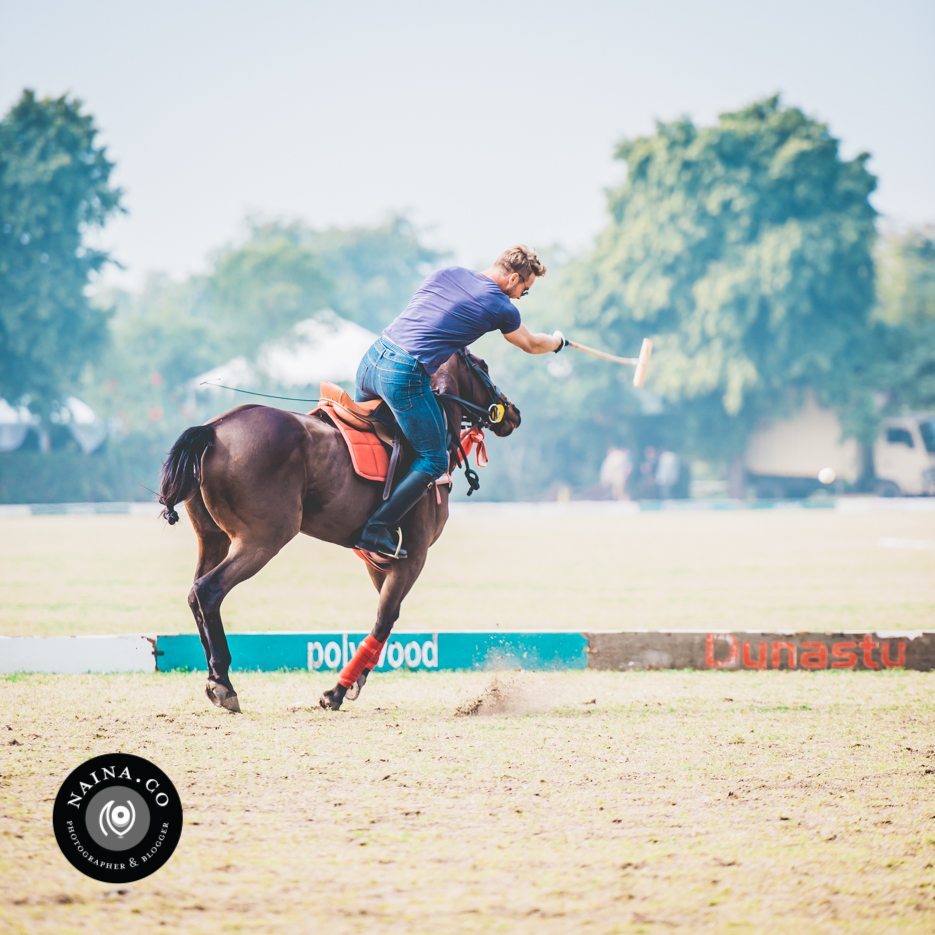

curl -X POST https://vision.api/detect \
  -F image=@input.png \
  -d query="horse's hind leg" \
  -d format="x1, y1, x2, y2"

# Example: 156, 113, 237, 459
185, 493, 231, 671
192, 538, 285, 712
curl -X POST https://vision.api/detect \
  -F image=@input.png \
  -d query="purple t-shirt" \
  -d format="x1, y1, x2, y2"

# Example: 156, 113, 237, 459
383, 267, 522, 374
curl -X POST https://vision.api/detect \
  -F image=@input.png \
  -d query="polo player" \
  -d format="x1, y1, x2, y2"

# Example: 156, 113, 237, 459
353, 245, 566, 560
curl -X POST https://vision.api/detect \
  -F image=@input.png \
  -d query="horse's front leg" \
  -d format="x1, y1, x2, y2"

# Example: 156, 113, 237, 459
341, 565, 388, 702
319, 557, 424, 711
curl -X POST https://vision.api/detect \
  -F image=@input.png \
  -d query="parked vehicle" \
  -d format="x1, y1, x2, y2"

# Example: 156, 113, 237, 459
744, 395, 935, 498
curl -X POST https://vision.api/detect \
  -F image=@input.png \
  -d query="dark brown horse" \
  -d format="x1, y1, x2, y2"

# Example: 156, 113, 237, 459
158, 350, 520, 712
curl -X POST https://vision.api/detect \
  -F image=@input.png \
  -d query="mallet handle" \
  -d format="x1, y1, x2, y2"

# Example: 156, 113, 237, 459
567, 340, 638, 365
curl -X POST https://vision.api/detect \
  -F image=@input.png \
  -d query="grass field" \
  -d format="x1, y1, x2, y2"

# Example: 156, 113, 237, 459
1, 670, 933, 933
1, 504, 934, 637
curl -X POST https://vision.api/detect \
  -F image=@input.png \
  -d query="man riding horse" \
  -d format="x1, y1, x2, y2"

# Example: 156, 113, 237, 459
158, 244, 566, 713
354, 244, 566, 561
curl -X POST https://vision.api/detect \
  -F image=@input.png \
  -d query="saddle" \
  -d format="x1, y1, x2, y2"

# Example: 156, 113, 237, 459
310, 382, 398, 485
310, 381, 455, 573
310, 381, 483, 572
310, 380, 487, 486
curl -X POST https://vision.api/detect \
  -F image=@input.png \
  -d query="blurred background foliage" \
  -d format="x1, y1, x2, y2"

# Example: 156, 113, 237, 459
0, 90, 123, 414
1, 90, 933, 502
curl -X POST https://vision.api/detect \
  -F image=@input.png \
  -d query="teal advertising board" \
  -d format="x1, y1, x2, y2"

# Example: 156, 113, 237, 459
155, 632, 588, 673
3, 631, 933, 674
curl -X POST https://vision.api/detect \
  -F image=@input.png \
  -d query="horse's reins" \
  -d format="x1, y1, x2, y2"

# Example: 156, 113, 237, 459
436, 349, 507, 425
198, 381, 320, 402
434, 349, 509, 496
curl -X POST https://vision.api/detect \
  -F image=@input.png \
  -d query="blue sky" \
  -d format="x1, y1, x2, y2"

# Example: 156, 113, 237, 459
2, 0, 933, 288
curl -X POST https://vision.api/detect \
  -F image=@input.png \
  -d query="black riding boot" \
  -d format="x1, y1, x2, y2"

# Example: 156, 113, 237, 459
354, 469, 435, 559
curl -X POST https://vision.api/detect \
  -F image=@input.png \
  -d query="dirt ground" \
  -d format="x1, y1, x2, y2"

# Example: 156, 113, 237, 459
2, 670, 933, 934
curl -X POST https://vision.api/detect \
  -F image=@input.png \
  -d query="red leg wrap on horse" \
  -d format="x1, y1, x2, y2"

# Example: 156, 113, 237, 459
338, 635, 385, 688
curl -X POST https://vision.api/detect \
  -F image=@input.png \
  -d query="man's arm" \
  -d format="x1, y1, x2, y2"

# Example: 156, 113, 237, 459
503, 324, 565, 354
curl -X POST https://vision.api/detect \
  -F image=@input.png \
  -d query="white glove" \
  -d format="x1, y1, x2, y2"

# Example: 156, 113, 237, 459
552, 330, 568, 353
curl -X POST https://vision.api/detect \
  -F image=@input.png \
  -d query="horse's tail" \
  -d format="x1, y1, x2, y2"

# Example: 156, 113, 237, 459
158, 425, 215, 525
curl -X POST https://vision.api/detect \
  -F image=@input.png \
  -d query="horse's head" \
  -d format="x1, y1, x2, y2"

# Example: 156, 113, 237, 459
433, 350, 521, 438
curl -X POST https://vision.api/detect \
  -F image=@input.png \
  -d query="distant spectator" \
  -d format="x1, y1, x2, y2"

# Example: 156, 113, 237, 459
674, 457, 692, 499
634, 446, 659, 500
599, 447, 632, 500
655, 449, 680, 499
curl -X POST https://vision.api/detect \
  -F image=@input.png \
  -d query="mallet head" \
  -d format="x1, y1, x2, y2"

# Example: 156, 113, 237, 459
632, 338, 653, 387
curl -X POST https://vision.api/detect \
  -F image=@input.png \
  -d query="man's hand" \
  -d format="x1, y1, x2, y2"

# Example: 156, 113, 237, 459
552, 330, 568, 353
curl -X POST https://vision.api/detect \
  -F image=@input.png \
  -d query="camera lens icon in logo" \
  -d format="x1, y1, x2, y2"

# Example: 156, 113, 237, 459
101, 800, 136, 837
85, 787, 150, 852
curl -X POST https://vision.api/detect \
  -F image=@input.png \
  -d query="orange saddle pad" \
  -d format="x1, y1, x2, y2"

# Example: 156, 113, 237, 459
310, 384, 391, 482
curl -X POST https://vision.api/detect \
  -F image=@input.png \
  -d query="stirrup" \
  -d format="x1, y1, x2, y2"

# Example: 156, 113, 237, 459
355, 526, 406, 561
374, 527, 404, 560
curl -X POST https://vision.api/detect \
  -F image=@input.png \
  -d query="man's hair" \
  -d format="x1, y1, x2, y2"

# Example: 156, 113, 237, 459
493, 245, 547, 280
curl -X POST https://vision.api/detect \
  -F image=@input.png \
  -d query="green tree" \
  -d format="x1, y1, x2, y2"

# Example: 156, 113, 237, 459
0, 90, 123, 414
301, 214, 445, 331
82, 274, 216, 436
203, 219, 331, 358
559, 96, 878, 489
197, 214, 443, 355
872, 227, 935, 410
83, 215, 443, 439
876, 226, 935, 326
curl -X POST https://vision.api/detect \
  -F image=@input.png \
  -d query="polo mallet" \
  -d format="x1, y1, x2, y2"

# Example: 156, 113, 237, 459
566, 338, 654, 387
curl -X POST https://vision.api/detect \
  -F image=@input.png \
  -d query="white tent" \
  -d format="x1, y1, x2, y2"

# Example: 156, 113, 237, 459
0, 399, 37, 452
0, 397, 108, 453
53, 397, 109, 453
193, 310, 377, 392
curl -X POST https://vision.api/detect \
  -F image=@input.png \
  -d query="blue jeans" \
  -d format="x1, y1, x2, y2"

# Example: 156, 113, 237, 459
355, 337, 448, 478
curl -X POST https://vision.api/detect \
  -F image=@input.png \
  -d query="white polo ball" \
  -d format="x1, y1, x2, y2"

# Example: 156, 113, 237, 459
818, 467, 836, 485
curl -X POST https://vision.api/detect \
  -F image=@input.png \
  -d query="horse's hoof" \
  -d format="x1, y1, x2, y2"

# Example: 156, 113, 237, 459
319, 689, 344, 711
345, 670, 369, 702
206, 681, 241, 713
